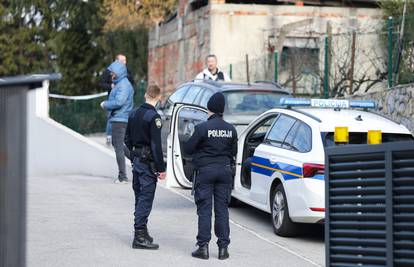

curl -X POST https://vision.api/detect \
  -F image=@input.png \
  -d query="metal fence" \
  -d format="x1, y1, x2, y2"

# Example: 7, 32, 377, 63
224, 14, 414, 98
325, 141, 414, 267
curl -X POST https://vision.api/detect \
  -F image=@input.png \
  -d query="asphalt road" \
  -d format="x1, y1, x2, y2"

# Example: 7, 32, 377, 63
27, 174, 325, 267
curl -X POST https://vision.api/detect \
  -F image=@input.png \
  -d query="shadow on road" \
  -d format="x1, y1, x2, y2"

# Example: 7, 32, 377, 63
230, 202, 325, 242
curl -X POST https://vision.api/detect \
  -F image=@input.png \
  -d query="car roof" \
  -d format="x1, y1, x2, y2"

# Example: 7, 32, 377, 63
181, 80, 291, 95
272, 107, 411, 134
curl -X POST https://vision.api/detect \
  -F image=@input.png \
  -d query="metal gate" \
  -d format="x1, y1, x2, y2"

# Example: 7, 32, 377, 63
0, 74, 59, 267
325, 141, 414, 267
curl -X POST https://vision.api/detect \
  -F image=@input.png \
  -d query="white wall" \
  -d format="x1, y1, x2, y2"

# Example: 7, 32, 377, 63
27, 81, 132, 179
209, 3, 384, 93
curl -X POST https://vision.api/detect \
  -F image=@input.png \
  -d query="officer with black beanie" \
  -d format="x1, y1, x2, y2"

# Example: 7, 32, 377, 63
184, 92, 238, 260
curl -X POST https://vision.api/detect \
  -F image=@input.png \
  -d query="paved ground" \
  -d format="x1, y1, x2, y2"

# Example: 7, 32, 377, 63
27, 174, 324, 267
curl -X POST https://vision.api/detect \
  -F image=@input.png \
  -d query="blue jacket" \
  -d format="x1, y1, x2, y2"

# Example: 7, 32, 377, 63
103, 60, 134, 123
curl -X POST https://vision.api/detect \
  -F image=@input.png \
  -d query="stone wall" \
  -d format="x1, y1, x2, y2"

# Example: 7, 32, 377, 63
348, 84, 414, 134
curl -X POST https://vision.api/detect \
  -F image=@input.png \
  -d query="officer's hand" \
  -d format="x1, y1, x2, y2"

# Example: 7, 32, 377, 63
100, 101, 106, 109
158, 172, 166, 180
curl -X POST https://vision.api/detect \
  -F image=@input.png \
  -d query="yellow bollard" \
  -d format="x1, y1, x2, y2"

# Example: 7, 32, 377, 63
367, 130, 382, 144
334, 127, 349, 145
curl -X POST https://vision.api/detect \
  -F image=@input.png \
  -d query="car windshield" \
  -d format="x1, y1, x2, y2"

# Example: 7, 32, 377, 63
223, 90, 286, 115
323, 132, 414, 147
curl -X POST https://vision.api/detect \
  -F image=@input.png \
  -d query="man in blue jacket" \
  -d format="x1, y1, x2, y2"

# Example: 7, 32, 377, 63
101, 60, 134, 183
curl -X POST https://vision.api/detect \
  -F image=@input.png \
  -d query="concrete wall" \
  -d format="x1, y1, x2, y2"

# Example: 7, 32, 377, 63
27, 81, 131, 179
210, 3, 384, 94
348, 84, 414, 134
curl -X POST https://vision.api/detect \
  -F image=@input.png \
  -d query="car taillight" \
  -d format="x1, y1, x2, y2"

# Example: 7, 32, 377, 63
303, 163, 324, 178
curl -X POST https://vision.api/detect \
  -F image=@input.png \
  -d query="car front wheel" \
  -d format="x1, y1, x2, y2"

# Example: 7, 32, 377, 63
271, 184, 299, 237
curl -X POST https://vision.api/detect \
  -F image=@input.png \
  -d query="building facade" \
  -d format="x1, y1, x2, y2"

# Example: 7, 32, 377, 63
148, 0, 383, 97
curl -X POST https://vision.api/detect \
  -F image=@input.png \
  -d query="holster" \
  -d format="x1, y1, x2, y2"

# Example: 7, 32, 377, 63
132, 146, 157, 174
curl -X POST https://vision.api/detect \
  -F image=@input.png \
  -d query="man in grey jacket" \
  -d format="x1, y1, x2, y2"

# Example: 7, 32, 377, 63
101, 60, 134, 183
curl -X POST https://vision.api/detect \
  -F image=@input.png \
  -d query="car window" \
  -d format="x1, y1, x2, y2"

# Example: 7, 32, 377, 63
182, 86, 202, 104
282, 121, 300, 150
291, 122, 312, 152
266, 115, 296, 147
248, 115, 278, 142
193, 87, 206, 105
223, 91, 288, 115
200, 89, 214, 108
163, 86, 190, 115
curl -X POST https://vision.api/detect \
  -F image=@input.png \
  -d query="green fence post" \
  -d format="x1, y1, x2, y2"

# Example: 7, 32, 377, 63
274, 51, 279, 83
388, 16, 393, 88
229, 64, 233, 80
324, 36, 329, 99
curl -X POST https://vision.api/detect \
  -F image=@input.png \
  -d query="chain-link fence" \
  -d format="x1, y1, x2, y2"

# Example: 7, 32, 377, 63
49, 80, 146, 134
223, 14, 414, 98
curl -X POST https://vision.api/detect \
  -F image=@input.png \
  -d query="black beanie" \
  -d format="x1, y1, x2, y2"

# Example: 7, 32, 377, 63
207, 92, 225, 114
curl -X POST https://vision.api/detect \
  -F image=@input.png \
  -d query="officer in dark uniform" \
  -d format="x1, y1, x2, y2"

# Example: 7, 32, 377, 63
124, 84, 166, 250
184, 92, 238, 260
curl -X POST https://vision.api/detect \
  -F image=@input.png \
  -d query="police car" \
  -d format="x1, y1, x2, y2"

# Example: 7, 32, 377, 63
165, 98, 414, 237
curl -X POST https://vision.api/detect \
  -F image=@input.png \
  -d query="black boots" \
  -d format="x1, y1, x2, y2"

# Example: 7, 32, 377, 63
218, 247, 229, 260
191, 245, 209, 260
143, 227, 153, 243
132, 229, 159, 250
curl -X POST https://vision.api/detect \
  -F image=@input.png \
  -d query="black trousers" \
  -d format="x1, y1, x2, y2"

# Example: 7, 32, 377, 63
132, 158, 157, 230
194, 164, 232, 248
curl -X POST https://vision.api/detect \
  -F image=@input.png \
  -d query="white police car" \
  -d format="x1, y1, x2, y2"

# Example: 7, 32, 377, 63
165, 99, 414, 237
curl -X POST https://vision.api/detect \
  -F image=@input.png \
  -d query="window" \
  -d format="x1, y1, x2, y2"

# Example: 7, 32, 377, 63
182, 86, 202, 104
282, 121, 300, 150
163, 86, 190, 115
193, 88, 206, 105
223, 91, 287, 115
266, 115, 296, 147
199, 89, 214, 108
291, 122, 312, 152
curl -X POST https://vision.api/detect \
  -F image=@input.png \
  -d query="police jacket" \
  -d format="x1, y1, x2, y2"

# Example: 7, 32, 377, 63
99, 67, 136, 96
124, 103, 166, 172
184, 114, 237, 169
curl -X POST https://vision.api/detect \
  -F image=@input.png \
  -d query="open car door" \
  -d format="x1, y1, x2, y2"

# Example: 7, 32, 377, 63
165, 103, 208, 188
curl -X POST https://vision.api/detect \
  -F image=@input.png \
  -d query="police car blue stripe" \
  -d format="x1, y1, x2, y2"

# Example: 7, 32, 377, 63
251, 156, 302, 179
251, 156, 325, 181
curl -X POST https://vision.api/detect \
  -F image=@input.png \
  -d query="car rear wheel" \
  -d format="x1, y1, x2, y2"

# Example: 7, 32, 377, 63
271, 184, 299, 237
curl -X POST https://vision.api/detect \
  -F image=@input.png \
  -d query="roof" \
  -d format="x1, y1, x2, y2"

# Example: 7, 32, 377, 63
295, 108, 411, 134
187, 80, 291, 94
0, 73, 61, 89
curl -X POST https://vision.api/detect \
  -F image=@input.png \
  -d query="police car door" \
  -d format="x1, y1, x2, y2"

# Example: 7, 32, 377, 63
166, 103, 208, 188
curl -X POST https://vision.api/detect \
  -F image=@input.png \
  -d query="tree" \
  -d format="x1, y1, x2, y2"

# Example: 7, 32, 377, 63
53, 0, 107, 95
0, 1, 53, 76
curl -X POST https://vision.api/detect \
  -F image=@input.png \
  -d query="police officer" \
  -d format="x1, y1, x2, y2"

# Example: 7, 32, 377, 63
124, 84, 166, 250
184, 92, 237, 260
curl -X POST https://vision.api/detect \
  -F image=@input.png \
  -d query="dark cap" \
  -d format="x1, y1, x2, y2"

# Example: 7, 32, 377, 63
207, 92, 225, 114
